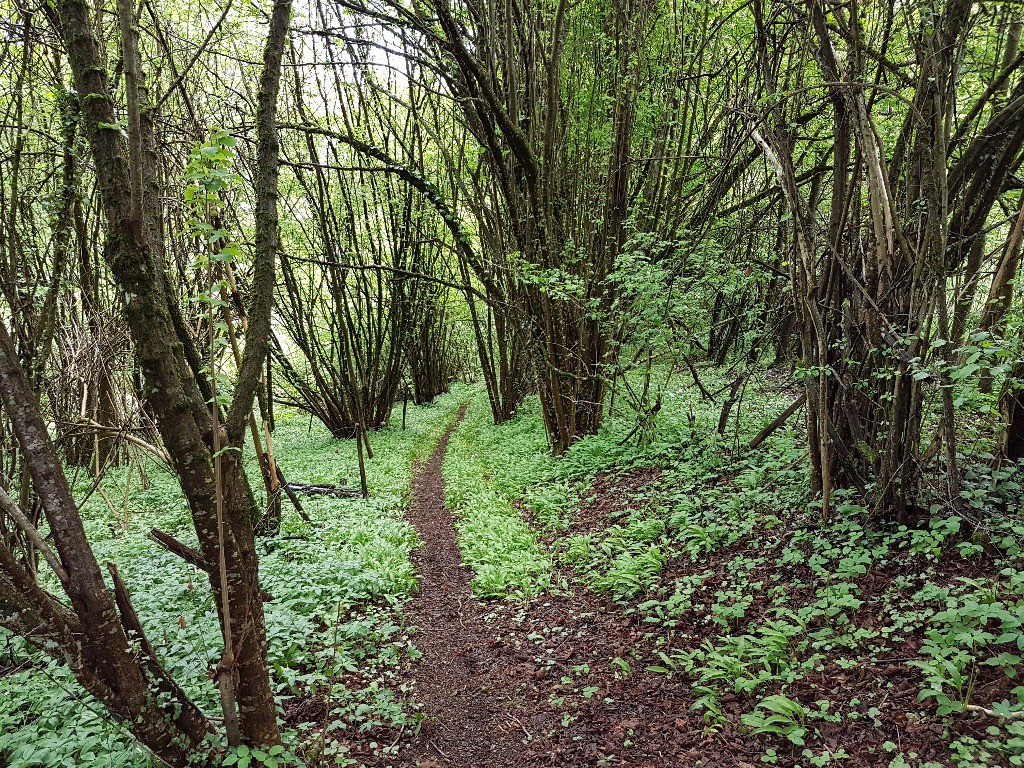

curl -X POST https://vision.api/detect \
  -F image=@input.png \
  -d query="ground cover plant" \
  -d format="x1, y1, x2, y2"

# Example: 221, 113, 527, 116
441, 394, 559, 598
0, 390, 468, 767
432, 371, 1024, 768
2, 0, 1024, 765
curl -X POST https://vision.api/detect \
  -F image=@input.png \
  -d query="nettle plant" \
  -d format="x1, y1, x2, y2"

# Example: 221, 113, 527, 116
183, 129, 244, 397
183, 133, 243, 280
184, 129, 242, 243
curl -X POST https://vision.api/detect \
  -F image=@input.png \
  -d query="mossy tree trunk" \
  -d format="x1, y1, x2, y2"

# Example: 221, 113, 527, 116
36, 0, 294, 750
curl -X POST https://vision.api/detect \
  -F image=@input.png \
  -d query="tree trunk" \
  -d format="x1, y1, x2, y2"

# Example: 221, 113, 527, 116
1002, 358, 1024, 460
0, 323, 212, 764
49, 0, 291, 745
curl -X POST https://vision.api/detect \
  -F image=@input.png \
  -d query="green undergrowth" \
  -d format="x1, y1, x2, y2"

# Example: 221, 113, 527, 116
436, 370, 749, 598
440, 369, 778, 600
0, 386, 469, 767
444, 371, 1024, 767
442, 394, 558, 597
630, 480, 1024, 768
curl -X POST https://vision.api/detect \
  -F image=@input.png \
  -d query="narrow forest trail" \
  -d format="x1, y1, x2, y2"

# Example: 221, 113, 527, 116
400, 403, 523, 768
385, 406, 694, 768
352, 424, 981, 768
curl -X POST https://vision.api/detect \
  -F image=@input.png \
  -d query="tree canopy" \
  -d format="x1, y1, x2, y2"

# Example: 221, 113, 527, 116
0, 0, 1023, 764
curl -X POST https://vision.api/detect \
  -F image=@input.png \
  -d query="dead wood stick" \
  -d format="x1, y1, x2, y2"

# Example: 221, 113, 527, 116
748, 393, 808, 449
285, 482, 362, 498
149, 527, 211, 573
682, 355, 717, 402
107, 562, 159, 660
275, 464, 310, 521
148, 528, 274, 603
95, 485, 120, 520
717, 375, 746, 435
83, 420, 172, 465
964, 704, 1024, 721
0, 486, 68, 585
107, 561, 213, 735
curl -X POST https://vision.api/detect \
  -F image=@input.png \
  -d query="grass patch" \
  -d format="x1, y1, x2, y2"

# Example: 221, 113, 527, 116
442, 394, 559, 598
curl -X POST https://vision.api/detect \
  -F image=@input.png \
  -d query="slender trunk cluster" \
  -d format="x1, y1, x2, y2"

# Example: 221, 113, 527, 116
753, 0, 1024, 518
365, 0, 747, 452
274, 31, 464, 437
0, 0, 294, 760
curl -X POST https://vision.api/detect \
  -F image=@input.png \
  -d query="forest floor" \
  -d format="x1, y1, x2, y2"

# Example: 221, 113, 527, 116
360, 470, 1011, 768
2, 382, 1021, 768
334, 389, 1024, 768
354, 407, 699, 768
348, 471, 1003, 768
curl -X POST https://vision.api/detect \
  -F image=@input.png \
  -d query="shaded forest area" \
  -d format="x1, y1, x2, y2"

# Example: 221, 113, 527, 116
0, 0, 1023, 765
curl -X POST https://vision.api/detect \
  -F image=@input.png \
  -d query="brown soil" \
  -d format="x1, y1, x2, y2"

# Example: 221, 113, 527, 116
397, 403, 526, 768
338, 434, 1010, 768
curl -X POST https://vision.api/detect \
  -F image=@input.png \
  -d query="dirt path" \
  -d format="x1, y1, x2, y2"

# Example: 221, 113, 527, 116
315, 422, 977, 768
390, 408, 691, 768
400, 404, 523, 768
